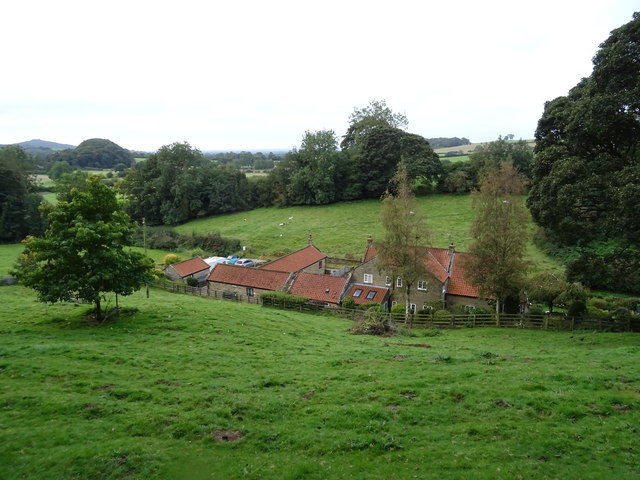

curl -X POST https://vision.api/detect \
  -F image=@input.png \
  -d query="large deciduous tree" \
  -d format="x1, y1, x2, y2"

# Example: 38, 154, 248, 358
527, 13, 640, 293
13, 176, 154, 322
120, 142, 253, 225
467, 163, 529, 314
0, 145, 44, 243
375, 166, 430, 319
341, 101, 441, 199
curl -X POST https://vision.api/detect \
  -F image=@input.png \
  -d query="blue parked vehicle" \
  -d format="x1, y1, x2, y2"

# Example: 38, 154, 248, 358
225, 255, 240, 264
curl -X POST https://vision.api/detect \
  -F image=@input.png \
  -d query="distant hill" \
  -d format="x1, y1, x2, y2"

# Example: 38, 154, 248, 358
12, 139, 76, 150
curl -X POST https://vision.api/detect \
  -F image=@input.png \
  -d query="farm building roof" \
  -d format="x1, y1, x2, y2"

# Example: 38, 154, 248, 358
169, 257, 210, 278
260, 245, 327, 273
289, 272, 349, 305
207, 263, 291, 291
345, 284, 390, 305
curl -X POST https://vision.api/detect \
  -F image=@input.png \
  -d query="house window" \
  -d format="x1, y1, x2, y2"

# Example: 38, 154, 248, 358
353, 288, 363, 298
246, 287, 254, 297
385, 276, 391, 286
410, 303, 417, 314
318, 260, 323, 269
391, 300, 398, 307
363, 273, 373, 284
417, 280, 427, 291
422, 304, 434, 311
396, 277, 403, 288
366, 290, 376, 300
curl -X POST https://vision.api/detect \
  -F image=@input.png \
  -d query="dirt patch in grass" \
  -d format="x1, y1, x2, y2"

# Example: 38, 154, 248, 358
494, 399, 512, 408
211, 430, 245, 442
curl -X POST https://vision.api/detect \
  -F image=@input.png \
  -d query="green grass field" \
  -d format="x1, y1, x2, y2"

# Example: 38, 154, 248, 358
174, 194, 560, 272
0, 284, 638, 479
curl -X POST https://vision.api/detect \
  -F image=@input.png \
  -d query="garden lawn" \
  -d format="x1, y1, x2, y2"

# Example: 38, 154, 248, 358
0, 284, 638, 479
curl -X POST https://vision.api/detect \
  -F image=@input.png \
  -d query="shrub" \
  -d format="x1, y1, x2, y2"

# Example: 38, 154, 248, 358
185, 276, 199, 287
351, 308, 394, 336
164, 254, 181, 266
261, 291, 308, 308
361, 302, 381, 310
569, 300, 588, 317
341, 296, 356, 310
434, 310, 452, 321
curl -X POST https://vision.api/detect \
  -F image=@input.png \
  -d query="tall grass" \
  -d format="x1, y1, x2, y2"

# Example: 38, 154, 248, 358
0, 284, 638, 479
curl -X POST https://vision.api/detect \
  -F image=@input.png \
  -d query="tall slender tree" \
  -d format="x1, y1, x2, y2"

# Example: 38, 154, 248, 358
467, 162, 529, 315
375, 165, 430, 319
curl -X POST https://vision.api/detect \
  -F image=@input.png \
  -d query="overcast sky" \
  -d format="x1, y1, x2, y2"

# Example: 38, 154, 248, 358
1, 0, 637, 152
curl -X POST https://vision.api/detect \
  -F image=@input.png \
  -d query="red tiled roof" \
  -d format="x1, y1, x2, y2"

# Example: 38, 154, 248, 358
346, 284, 390, 305
207, 264, 290, 291
170, 257, 210, 277
289, 273, 348, 305
261, 245, 327, 273
447, 252, 480, 298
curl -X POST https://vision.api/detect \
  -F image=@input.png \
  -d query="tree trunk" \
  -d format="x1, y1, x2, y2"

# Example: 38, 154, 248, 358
95, 298, 102, 322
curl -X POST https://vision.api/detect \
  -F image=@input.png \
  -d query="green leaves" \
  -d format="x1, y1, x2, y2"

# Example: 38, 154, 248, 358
14, 176, 154, 321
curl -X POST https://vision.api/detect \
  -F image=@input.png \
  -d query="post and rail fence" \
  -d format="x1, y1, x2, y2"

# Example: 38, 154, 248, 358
151, 279, 640, 333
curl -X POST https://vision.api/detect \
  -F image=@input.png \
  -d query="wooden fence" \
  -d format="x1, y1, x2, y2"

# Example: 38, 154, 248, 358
151, 280, 640, 333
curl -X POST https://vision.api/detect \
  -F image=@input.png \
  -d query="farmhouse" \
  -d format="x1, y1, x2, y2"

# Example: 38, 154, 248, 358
207, 263, 292, 301
352, 239, 485, 312
164, 257, 210, 283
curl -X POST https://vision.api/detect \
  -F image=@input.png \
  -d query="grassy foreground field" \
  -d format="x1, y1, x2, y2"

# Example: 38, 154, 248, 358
1, 284, 638, 479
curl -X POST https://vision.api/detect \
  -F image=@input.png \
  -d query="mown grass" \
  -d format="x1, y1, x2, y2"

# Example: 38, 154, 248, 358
0, 284, 638, 479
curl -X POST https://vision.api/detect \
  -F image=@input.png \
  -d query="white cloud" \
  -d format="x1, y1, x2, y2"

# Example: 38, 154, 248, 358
1, 0, 637, 150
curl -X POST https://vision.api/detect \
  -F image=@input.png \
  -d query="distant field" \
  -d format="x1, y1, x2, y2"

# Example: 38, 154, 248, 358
434, 143, 480, 155
174, 195, 560, 272
440, 154, 470, 163
0, 284, 637, 479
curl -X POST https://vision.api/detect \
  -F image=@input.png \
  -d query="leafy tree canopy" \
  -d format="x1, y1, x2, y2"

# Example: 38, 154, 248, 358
13, 176, 154, 321
527, 12, 640, 293
0, 145, 44, 243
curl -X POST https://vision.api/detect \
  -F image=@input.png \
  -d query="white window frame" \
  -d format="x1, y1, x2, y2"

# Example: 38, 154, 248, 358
396, 277, 403, 288
410, 303, 417, 314
417, 280, 427, 291
365, 290, 376, 300
363, 273, 373, 284
246, 287, 254, 297
385, 276, 392, 286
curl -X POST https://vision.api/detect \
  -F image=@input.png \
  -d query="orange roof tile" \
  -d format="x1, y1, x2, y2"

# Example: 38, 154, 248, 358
289, 273, 348, 305
346, 284, 390, 305
261, 245, 327, 273
170, 257, 210, 278
447, 252, 480, 298
207, 264, 290, 291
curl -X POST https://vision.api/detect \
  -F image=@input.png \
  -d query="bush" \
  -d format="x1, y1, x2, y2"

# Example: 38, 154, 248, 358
351, 308, 395, 336
361, 302, 381, 310
568, 300, 587, 317
434, 310, 452, 321
185, 276, 199, 287
261, 291, 308, 308
341, 296, 356, 310
163, 254, 181, 266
